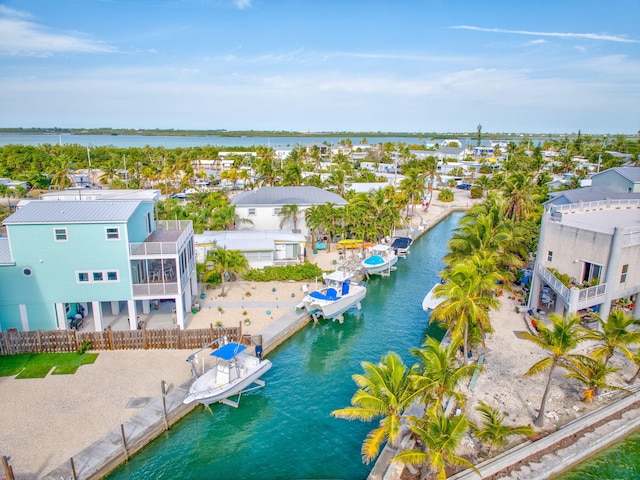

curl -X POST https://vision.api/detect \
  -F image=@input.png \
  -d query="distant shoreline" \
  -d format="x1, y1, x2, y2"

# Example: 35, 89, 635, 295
0, 128, 608, 139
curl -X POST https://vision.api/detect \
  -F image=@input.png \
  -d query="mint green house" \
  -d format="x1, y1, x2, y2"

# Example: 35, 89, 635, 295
0, 196, 197, 331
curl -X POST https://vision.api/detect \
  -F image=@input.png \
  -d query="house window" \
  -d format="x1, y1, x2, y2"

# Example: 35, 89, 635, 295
248, 208, 256, 216
621, 264, 629, 283
106, 227, 120, 240
78, 272, 89, 283
54, 228, 68, 241
582, 262, 602, 284
273, 208, 282, 215
107, 271, 118, 281
146, 212, 152, 234
92, 272, 104, 282
547, 251, 553, 262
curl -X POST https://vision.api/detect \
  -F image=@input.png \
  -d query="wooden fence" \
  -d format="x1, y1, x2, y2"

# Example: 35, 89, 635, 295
0, 323, 244, 355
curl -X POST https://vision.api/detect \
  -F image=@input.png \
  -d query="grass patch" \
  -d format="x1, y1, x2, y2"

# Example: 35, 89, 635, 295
0, 352, 99, 378
52, 365, 80, 375
16, 365, 52, 379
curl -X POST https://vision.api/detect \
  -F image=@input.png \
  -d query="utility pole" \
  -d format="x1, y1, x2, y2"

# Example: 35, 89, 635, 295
477, 123, 482, 147
87, 146, 92, 186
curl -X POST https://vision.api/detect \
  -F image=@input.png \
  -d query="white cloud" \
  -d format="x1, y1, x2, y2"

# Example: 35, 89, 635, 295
452, 25, 638, 44
232, 0, 252, 9
0, 7, 117, 56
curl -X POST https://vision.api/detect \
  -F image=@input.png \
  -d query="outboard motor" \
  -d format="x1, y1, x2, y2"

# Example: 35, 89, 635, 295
255, 345, 263, 360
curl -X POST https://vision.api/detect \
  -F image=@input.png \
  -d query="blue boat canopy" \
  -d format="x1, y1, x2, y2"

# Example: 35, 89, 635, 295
211, 342, 246, 360
391, 237, 412, 249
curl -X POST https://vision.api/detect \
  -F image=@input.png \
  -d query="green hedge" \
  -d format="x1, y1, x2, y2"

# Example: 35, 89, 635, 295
244, 263, 324, 282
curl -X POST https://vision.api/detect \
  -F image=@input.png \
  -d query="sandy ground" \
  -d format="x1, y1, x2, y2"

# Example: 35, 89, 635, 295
1, 189, 542, 479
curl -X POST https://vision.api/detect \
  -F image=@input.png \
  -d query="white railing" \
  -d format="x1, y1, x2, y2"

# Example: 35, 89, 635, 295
537, 264, 570, 301
129, 221, 193, 257
578, 283, 608, 302
132, 282, 179, 296
547, 198, 640, 214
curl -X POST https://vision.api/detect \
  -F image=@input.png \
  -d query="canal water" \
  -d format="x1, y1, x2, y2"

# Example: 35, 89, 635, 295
106, 214, 458, 480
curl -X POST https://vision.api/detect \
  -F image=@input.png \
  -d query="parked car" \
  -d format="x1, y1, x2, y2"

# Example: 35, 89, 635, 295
456, 183, 472, 190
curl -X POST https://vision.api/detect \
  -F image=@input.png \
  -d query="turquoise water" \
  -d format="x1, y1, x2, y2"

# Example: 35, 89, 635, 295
107, 214, 458, 480
555, 429, 640, 479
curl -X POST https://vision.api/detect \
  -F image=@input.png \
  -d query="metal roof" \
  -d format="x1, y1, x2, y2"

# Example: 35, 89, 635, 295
0, 237, 13, 265
230, 186, 347, 207
3, 200, 142, 225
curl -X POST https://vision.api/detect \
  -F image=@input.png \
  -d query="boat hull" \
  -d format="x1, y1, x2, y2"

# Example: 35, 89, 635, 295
303, 285, 367, 320
362, 255, 398, 274
422, 283, 444, 311
184, 355, 272, 406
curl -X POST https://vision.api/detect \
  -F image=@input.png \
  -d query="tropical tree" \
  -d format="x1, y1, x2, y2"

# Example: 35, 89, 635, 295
399, 168, 426, 216
431, 253, 503, 363
581, 310, 640, 367
278, 204, 301, 231
562, 354, 622, 403
410, 337, 477, 408
331, 352, 423, 464
625, 349, 640, 384
201, 247, 249, 297
393, 404, 475, 480
471, 401, 534, 454
518, 313, 586, 426
502, 172, 540, 222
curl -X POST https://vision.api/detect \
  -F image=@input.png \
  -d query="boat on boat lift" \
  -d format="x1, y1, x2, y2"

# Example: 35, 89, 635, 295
183, 338, 272, 407
300, 270, 367, 324
361, 244, 398, 276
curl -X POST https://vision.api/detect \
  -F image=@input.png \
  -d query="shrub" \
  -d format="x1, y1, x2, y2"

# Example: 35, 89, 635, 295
470, 185, 483, 199
438, 188, 454, 202
244, 263, 324, 282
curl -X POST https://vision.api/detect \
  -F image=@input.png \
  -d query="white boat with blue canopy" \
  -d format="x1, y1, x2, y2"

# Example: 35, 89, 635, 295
184, 338, 272, 407
361, 244, 398, 276
301, 270, 367, 323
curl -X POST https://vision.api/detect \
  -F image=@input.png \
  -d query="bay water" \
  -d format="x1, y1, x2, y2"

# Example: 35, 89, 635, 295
106, 214, 458, 479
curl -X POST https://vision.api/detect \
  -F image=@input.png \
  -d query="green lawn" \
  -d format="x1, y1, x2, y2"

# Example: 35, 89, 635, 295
0, 352, 99, 378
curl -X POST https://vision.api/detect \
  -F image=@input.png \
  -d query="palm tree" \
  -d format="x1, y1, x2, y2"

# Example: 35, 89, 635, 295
410, 337, 477, 408
581, 310, 640, 367
393, 404, 475, 480
562, 354, 622, 403
625, 349, 640, 384
518, 313, 585, 426
423, 156, 441, 209
399, 168, 427, 216
431, 254, 502, 364
202, 247, 249, 297
278, 204, 301, 231
331, 351, 423, 464
502, 172, 540, 222
471, 401, 534, 454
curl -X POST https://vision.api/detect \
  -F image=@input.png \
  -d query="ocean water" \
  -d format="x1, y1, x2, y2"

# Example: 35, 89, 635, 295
106, 214, 459, 480
0, 133, 431, 149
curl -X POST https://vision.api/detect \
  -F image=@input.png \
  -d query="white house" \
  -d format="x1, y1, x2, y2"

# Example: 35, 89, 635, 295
230, 186, 348, 234
193, 230, 306, 269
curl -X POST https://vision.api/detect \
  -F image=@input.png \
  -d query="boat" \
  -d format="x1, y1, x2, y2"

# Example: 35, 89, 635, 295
300, 270, 367, 323
361, 244, 398, 276
422, 283, 445, 311
184, 339, 272, 407
390, 236, 413, 258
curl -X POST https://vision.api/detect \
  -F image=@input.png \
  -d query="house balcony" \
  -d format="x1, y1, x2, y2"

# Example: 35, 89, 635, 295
129, 220, 193, 257
537, 264, 608, 311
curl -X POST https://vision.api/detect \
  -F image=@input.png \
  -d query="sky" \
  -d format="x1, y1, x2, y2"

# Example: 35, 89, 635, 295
0, 0, 639, 134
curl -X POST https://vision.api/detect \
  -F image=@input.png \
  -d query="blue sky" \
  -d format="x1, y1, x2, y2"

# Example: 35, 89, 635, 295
0, 0, 638, 134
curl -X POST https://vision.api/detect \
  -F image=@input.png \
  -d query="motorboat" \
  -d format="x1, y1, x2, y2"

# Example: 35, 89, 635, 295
422, 283, 446, 311
361, 244, 398, 276
300, 270, 367, 323
390, 237, 413, 258
184, 339, 272, 407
